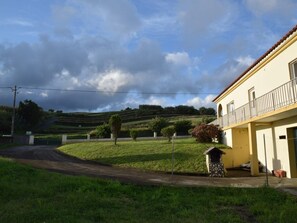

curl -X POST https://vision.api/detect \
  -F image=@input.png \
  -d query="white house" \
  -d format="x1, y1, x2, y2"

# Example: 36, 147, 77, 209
212, 24, 297, 178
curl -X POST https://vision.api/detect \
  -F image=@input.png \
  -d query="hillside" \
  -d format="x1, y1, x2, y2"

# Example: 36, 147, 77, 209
0, 104, 216, 135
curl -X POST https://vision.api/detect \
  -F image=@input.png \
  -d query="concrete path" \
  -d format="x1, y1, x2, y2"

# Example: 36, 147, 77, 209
1, 145, 297, 195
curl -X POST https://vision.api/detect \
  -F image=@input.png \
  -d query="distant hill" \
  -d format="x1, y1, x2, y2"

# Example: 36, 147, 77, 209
0, 104, 216, 134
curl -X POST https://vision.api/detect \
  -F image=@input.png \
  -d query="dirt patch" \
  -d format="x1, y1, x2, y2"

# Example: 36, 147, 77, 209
219, 206, 258, 223
232, 206, 258, 223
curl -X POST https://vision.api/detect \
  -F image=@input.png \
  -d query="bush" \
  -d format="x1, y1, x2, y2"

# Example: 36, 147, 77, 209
174, 120, 192, 135
148, 117, 169, 135
129, 129, 138, 141
94, 124, 111, 138
161, 126, 176, 142
191, 124, 222, 143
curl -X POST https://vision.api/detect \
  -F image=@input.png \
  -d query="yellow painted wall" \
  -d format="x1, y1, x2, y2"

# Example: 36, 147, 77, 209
222, 128, 250, 168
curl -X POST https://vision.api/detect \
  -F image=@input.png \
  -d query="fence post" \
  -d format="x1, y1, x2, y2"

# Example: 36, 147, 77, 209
62, 135, 67, 144
154, 132, 157, 138
87, 134, 90, 141
29, 135, 34, 145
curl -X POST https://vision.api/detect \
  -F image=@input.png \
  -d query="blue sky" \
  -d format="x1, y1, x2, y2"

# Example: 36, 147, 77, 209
0, 0, 297, 112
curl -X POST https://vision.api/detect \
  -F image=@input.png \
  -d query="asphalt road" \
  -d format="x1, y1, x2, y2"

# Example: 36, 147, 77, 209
1, 145, 297, 191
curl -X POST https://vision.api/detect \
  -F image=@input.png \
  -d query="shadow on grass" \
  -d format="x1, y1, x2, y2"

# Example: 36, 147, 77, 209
94, 152, 192, 165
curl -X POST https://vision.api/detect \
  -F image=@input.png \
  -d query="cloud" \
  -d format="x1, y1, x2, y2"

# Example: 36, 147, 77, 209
244, 0, 297, 18
196, 57, 253, 93
88, 69, 133, 94
166, 52, 191, 66
0, 19, 34, 27
177, 0, 236, 47
0, 36, 200, 111
186, 95, 216, 108
54, 0, 142, 39
236, 56, 254, 67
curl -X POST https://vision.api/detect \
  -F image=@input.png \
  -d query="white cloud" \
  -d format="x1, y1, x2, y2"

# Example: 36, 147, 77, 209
40, 92, 48, 97
88, 69, 133, 94
166, 52, 191, 66
186, 95, 216, 108
145, 96, 167, 106
1, 18, 33, 27
236, 56, 254, 67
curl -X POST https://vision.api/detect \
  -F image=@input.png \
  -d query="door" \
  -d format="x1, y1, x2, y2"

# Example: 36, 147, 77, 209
248, 87, 256, 117
294, 128, 297, 168
290, 59, 297, 102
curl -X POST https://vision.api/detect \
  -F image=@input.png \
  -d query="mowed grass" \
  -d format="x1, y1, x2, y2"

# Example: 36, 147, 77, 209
59, 138, 228, 174
1, 157, 297, 223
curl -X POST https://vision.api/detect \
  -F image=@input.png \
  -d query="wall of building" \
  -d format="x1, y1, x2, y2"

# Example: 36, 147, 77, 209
256, 116, 297, 178
222, 128, 250, 169
217, 36, 297, 117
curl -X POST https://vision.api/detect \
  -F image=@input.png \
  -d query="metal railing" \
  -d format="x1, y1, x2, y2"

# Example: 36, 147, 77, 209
212, 77, 297, 128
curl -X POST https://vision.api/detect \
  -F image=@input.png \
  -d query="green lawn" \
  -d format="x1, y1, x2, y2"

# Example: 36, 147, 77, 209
59, 138, 228, 174
0, 157, 297, 223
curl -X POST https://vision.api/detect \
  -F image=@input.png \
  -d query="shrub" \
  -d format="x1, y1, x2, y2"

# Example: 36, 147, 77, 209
174, 120, 192, 135
161, 126, 176, 142
129, 129, 138, 141
95, 124, 111, 138
191, 124, 222, 143
148, 117, 169, 135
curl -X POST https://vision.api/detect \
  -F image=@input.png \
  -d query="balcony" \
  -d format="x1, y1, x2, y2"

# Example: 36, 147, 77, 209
212, 77, 297, 129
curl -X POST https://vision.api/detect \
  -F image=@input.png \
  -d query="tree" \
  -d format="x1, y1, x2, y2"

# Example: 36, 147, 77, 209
175, 105, 198, 115
161, 126, 176, 142
0, 109, 11, 134
109, 114, 122, 145
18, 100, 43, 129
199, 107, 207, 115
174, 120, 192, 135
148, 117, 169, 135
206, 108, 216, 116
191, 124, 222, 143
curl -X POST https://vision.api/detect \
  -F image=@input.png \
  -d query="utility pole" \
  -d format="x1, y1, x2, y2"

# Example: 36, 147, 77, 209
11, 85, 18, 136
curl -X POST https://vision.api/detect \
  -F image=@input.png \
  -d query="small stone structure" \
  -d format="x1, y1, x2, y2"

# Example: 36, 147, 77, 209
204, 147, 225, 177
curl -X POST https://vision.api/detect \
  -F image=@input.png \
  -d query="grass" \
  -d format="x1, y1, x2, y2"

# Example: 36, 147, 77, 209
59, 138, 228, 174
0, 143, 20, 150
0, 157, 297, 222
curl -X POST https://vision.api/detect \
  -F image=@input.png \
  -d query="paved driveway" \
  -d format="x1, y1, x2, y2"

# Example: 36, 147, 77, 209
1, 145, 297, 193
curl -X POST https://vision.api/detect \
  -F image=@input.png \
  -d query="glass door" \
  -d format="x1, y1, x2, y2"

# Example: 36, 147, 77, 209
248, 87, 256, 117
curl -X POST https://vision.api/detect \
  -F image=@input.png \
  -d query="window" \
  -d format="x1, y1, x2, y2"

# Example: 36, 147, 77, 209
227, 101, 234, 114
290, 59, 297, 80
248, 87, 256, 108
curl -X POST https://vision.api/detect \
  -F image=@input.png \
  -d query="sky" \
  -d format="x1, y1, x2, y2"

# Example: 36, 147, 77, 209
0, 0, 297, 112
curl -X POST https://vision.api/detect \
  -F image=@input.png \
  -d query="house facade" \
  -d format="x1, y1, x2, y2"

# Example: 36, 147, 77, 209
212, 25, 297, 178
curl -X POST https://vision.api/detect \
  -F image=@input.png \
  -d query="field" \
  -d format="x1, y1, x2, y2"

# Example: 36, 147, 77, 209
1, 157, 297, 223
59, 138, 228, 174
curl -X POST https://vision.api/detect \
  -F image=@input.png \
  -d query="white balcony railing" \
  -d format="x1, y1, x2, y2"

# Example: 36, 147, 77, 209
212, 77, 297, 128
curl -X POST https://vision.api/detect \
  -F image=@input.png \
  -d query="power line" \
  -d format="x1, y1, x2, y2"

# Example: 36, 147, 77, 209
5, 86, 219, 95
0, 86, 13, 89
